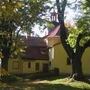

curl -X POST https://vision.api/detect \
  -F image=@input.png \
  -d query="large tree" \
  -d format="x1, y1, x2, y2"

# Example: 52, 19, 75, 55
54, 0, 90, 80
0, 0, 48, 76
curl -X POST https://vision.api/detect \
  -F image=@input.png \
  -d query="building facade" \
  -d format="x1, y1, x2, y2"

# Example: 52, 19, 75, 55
8, 37, 50, 74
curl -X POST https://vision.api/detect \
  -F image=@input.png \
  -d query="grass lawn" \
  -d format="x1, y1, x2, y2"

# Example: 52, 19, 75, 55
32, 77, 90, 90
0, 76, 90, 90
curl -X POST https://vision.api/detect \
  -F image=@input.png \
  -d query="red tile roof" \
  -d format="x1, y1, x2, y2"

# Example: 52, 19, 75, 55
22, 47, 49, 60
21, 36, 48, 47
20, 36, 49, 60
43, 25, 60, 39
43, 25, 61, 47
20, 25, 60, 60
47, 25, 60, 37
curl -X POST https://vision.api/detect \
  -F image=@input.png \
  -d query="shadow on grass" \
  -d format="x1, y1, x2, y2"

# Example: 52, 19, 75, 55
1, 75, 90, 90
33, 84, 89, 90
0, 83, 89, 90
38, 75, 68, 81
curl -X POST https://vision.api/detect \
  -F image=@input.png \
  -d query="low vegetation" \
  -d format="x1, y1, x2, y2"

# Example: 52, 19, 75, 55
32, 77, 90, 90
0, 76, 90, 90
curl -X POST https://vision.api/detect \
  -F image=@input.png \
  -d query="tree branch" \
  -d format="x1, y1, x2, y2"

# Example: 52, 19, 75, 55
67, 0, 77, 5
55, 0, 75, 58
84, 40, 90, 48
76, 32, 90, 54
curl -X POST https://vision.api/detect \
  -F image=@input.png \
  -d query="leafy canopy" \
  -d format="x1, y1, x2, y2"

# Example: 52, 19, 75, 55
0, 0, 48, 32
67, 0, 90, 52
0, 0, 48, 58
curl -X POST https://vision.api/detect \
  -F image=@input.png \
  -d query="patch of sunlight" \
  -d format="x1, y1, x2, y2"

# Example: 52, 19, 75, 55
33, 78, 90, 89
50, 78, 90, 89
50, 78, 73, 84
68, 81, 90, 89
32, 80, 51, 84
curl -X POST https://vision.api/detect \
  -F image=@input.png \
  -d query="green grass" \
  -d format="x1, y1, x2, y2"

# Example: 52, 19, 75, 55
35, 78, 90, 90
0, 76, 90, 90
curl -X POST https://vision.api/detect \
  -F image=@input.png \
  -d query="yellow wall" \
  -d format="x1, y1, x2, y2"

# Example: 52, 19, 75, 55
8, 59, 23, 74
51, 44, 72, 74
51, 43, 90, 75
82, 47, 90, 75
22, 60, 49, 73
8, 59, 49, 74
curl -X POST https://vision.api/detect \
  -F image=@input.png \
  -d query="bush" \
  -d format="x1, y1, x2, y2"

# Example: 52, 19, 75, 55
1, 75, 22, 83
53, 68, 59, 75
29, 69, 59, 80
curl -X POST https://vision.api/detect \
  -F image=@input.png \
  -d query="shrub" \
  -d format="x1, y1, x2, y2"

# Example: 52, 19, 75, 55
1, 75, 22, 83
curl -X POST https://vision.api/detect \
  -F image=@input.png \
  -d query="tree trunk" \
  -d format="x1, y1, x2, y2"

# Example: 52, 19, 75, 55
1, 46, 10, 77
1, 55, 9, 71
70, 35, 87, 80
71, 56, 84, 80
59, 22, 85, 81
55, 0, 86, 81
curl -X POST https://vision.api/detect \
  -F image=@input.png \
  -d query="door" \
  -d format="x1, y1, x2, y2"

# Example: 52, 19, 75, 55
43, 63, 49, 72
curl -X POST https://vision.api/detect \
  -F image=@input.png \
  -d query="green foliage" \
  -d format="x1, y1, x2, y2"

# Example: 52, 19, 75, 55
79, 33, 90, 47
0, 0, 48, 32
0, 0, 48, 58
47, 22, 55, 30
77, 15, 90, 32
10, 37, 25, 58
67, 27, 90, 51
77, 0, 90, 47
82, 0, 90, 10
67, 28, 82, 48
1, 75, 22, 83
67, 0, 90, 52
